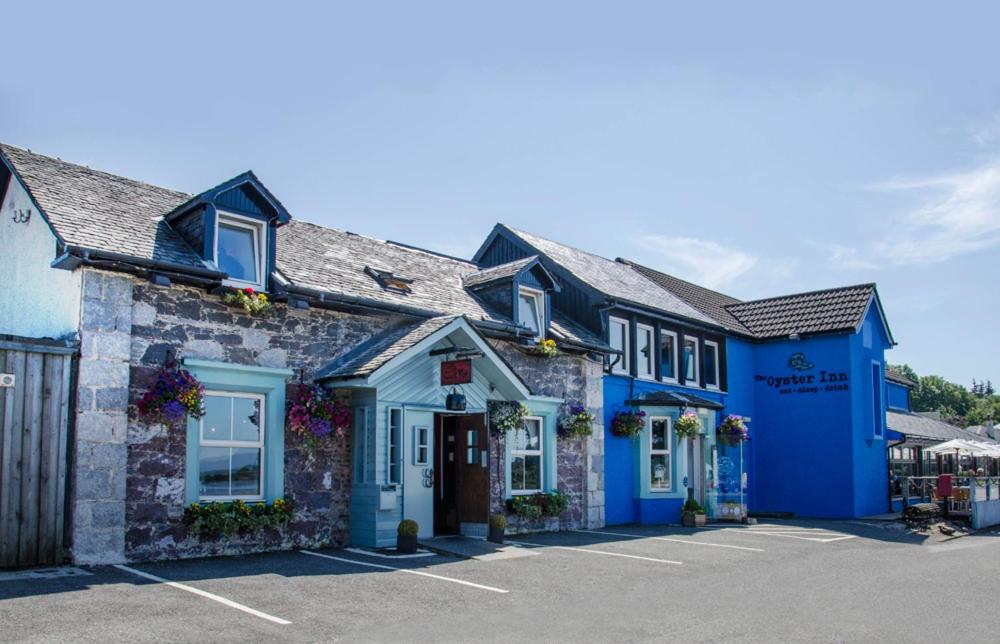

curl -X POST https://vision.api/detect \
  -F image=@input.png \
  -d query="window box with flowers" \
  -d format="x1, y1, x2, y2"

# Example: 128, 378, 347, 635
184, 497, 294, 537
523, 338, 559, 358
222, 287, 272, 316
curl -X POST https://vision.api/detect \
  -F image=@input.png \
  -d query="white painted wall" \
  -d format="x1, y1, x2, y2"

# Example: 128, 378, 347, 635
0, 174, 81, 339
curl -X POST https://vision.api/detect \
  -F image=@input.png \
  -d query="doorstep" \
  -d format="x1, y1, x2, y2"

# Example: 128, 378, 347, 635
420, 535, 540, 561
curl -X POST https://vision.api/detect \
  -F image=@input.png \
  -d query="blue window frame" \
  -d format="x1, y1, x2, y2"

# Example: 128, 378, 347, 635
872, 361, 884, 439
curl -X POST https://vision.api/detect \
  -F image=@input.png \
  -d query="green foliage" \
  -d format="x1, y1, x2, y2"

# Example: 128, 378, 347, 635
890, 363, 998, 426
185, 497, 293, 537
489, 513, 507, 529
397, 519, 419, 536
506, 491, 568, 520
682, 498, 705, 515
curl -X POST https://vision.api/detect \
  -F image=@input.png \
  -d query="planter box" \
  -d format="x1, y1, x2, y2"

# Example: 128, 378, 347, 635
488, 525, 505, 544
682, 512, 707, 528
397, 534, 418, 554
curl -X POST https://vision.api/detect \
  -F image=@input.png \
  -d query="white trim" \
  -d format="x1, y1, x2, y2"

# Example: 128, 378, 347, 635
854, 292, 895, 346
683, 336, 699, 385
414, 425, 430, 466
609, 316, 630, 375
660, 329, 679, 384
511, 416, 544, 495
649, 416, 672, 492
636, 323, 655, 381
704, 339, 720, 391
215, 210, 266, 290
517, 285, 546, 340
198, 390, 265, 502
387, 407, 402, 484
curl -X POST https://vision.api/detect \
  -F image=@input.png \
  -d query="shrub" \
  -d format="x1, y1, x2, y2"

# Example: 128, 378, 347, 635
398, 519, 419, 536
506, 491, 568, 520
185, 497, 293, 536
682, 498, 705, 515
489, 513, 507, 530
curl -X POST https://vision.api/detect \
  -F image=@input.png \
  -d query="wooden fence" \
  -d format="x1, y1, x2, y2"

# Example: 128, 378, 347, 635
0, 337, 76, 568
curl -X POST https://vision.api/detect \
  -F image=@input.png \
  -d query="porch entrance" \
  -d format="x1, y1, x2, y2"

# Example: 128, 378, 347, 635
434, 413, 489, 535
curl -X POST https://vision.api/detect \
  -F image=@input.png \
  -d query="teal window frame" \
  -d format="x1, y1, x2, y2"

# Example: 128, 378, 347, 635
183, 359, 292, 505
633, 407, 716, 499
504, 400, 559, 496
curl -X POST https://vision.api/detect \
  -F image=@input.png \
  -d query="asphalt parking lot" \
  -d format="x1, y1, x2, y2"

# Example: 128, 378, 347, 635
3, 520, 1000, 643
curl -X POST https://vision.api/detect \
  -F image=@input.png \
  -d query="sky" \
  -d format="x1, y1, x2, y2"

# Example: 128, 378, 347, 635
3, 1, 999, 386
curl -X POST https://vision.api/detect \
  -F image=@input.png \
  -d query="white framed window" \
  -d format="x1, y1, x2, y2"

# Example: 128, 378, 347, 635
414, 425, 430, 465
387, 407, 402, 484
683, 336, 699, 385
636, 323, 655, 380
511, 416, 543, 494
198, 391, 265, 501
216, 211, 266, 290
660, 330, 678, 383
649, 417, 672, 492
517, 286, 545, 339
609, 316, 630, 375
704, 339, 720, 390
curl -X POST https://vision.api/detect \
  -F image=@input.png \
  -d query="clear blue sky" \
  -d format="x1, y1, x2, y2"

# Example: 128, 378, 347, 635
3, 2, 998, 386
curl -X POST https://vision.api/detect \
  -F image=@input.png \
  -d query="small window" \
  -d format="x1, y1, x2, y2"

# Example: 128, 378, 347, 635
388, 408, 402, 484
683, 336, 699, 385
660, 330, 678, 383
649, 417, 672, 492
467, 429, 479, 464
511, 417, 543, 494
216, 213, 265, 289
518, 287, 545, 338
872, 361, 884, 439
704, 340, 720, 390
354, 408, 373, 483
414, 426, 429, 465
636, 324, 655, 380
198, 392, 265, 500
609, 316, 630, 375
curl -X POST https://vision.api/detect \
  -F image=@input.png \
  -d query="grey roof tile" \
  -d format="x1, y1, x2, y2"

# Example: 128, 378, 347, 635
0, 143, 204, 268
317, 316, 459, 379
502, 226, 719, 327
725, 284, 875, 339
887, 410, 982, 444
886, 369, 917, 388
620, 259, 752, 335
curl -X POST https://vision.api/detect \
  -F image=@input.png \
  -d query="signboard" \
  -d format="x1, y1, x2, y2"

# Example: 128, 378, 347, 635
754, 352, 849, 395
440, 359, 472, 386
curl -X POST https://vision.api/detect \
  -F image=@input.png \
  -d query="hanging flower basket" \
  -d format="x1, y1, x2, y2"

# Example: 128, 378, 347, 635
524, 338, 559, 358
137, 360, 206, 424
222, 287, 272, 316
611, 409, 646, 439
287, 384, 351, 453
674, 412, 701, 440
558, 405, 596, 438
488, 400, 530, 435
717, 414, 749, 447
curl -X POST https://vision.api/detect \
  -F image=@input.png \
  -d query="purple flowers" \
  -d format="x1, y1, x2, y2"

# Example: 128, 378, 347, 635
718, 414, 749, 446
137, 361, 205, 424
287, 384, 350, 452
161, 400, 187, 421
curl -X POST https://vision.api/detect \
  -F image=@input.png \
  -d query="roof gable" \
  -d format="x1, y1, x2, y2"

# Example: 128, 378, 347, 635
725, 284, 881, 340
463, 255, 559, 291
165, 171, 291, 225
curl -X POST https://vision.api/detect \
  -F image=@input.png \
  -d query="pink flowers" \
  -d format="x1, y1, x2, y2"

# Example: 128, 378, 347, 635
137, 361, 206, 424
287, 384, 350, 451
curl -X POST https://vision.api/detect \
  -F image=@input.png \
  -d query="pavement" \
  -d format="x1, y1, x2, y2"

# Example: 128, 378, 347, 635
2, 519, 1000, 643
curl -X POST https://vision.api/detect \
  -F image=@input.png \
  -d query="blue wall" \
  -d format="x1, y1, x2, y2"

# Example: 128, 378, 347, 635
887, 381, 910, 411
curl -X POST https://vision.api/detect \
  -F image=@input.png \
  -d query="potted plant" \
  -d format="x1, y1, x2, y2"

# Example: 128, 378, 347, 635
611, 409, 646, 439
681, 498, 707, 528
488, 513, 506, 544
397, 519, 419, 553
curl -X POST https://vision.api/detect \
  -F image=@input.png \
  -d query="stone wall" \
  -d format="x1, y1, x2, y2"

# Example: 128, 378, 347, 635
489, 341, 605, 531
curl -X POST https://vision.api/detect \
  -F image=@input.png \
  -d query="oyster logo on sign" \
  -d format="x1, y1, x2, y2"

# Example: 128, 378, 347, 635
755, 352, 849, 395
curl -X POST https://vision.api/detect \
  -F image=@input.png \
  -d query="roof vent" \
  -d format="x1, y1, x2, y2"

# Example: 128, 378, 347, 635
364, 266, 413, 294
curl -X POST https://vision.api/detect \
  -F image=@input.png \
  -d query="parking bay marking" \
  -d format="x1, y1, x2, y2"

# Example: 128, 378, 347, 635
114, 564, 291, 626
576, 529, 764, 552
721, 528, 857, 543
300, 550, 509, 594
510, 540, 683, 565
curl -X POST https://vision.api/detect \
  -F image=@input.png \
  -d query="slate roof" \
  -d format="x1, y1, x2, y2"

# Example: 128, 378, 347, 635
316, 316, 459, 380
0, 143, 206, 269
620, 259, 752, 335
886, 369, 917, 388
887, 410, 981, 445
724, 284, 876, 339
463, 256, 538, 288
501, 226, 720, 327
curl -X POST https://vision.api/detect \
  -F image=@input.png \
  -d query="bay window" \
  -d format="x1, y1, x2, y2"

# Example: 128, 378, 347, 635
609, 316, 630, 375
660, 330, 678, 383
511, 416, 543, 493
636, 323, 655, 380
683, 336, 699, 384
649, 417, 672, 491
704, 340, 720, 390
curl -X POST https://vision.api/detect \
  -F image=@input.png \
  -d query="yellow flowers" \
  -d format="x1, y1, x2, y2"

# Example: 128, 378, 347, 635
222, 287, 273, 316
532, 338, 559, 358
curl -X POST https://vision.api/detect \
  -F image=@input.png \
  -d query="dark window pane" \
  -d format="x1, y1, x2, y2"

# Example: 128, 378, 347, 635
230, 448, 261, 496
199, 446, 230, 496
651, 419, 668, 450
523, 455, 541, 490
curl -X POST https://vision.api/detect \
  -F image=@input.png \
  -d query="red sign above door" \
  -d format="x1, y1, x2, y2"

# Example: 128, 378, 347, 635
440, 359, 473, 386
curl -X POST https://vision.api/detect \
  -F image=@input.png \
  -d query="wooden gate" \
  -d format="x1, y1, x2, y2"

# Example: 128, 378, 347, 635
0, 337, 76, 568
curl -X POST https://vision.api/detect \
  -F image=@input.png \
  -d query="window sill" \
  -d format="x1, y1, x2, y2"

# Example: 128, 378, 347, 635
222, 278, 266, 292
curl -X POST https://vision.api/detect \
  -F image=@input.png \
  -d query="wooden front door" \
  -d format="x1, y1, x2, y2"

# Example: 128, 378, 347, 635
434, 414, 489, 535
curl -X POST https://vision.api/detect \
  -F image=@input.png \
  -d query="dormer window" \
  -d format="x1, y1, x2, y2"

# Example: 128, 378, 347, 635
217, 212, 266, 290
517, 286, 545, 338
365, 266, 413, 293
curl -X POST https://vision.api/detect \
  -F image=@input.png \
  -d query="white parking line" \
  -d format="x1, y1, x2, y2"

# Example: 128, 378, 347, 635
721, 528, 857, 543
300, 550, 509, 594
114, 564, 291, 625
510, 540, 683, 565
576, 529, 764, 552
